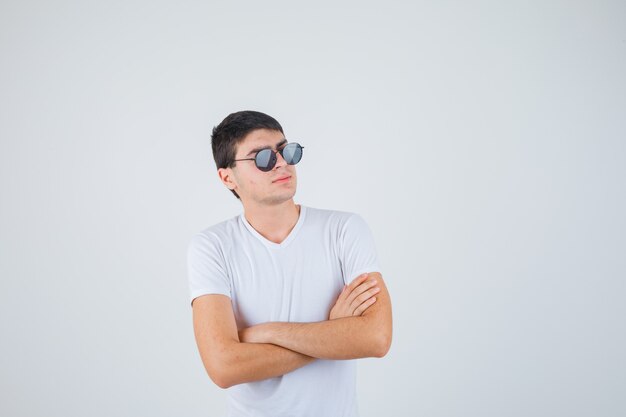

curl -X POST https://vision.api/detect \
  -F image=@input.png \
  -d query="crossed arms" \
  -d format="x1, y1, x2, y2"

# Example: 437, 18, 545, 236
192, 272, 392, 389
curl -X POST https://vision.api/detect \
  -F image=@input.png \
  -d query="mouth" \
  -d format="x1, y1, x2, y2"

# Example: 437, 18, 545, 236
273, 175, 291, 183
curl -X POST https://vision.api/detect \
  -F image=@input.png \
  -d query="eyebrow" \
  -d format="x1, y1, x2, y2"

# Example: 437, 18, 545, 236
245, 138, 288, 156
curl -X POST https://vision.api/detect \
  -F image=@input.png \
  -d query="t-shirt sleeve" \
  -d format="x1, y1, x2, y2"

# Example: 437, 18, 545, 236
338, 213, 382, 285
187, 232, 232, 307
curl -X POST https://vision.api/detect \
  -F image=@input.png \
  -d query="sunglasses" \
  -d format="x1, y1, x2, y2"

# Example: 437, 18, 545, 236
232, 142, 305, 172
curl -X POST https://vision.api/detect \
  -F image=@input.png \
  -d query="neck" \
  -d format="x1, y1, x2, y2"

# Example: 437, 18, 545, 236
242, 200, 301, 244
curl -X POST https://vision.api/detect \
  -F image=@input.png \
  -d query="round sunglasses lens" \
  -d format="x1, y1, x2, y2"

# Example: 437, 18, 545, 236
282, 143, 303, 164
255, 149, 275, 171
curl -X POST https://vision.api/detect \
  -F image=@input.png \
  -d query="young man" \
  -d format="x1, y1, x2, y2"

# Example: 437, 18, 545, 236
187, 110, 392, 417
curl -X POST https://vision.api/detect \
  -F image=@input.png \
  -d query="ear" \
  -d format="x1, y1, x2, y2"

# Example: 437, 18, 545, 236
217, 167, 238, 192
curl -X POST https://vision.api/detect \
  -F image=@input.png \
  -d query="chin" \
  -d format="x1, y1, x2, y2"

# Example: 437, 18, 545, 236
266, 190, 297, 205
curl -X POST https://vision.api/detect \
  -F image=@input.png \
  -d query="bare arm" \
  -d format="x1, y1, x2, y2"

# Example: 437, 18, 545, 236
192, 294, 316, 389
240, 272, 393, 360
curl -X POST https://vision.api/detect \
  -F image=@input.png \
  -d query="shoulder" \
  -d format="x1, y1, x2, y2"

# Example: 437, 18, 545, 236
302, 204, 360, 227
301, 205, 372, 241
188, 214, 241, 253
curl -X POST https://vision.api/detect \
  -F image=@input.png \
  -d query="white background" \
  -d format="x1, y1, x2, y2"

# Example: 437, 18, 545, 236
1, 1, 624, 416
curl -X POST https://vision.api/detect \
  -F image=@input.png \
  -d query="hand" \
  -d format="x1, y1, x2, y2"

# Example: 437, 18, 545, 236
329, 273, 380, 320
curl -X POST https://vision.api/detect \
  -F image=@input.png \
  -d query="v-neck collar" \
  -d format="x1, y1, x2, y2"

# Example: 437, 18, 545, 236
240, 204, 307, 250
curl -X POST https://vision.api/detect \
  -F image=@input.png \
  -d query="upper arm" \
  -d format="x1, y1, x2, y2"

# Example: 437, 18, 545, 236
338, 213, 381, 285
192, 294, 239, 388
360, 271, 393, 357
187, 233, 232, 306
337, 214, 391, 356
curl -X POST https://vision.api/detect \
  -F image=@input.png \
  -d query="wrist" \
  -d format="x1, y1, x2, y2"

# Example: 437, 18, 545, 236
259, 322, 276, 344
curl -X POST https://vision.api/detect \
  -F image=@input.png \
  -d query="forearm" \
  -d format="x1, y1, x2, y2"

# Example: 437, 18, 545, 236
258, 316, 384, 360
219, 341, 316, 388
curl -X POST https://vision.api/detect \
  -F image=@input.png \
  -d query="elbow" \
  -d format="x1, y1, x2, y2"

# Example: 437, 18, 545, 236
373, 333, 392, 358
214, 376, 232, 390
202, 355, 234, 389
200, 341, 240, 389
209, 344, 248, 389
207, 366, 233, 390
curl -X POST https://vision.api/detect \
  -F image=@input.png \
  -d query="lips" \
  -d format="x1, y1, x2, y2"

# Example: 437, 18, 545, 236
273, 175, 291, 183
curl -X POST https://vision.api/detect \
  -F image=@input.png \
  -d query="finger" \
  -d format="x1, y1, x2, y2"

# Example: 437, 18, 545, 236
349, 286, 381, 310
338, 284, 348, 300
341, 275, 366, 302
346, 278, 378, 304
353, 296, 377, 316
354, 296, 377, 316
347, 273, 370, 292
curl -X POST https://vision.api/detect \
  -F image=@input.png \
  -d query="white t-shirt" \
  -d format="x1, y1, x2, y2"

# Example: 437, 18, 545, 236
187, 203, 382, 417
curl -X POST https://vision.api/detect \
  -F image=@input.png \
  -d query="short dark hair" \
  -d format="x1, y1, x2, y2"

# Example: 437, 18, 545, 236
211, 110, 284, 199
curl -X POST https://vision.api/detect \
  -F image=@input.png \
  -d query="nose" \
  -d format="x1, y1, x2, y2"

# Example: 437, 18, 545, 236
273, 149, 287, 169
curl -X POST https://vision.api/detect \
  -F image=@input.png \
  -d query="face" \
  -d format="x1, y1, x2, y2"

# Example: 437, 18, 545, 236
218, 128, 298, 206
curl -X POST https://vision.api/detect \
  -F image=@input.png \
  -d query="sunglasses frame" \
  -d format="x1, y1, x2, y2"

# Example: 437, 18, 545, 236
231, 142, 305, 172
